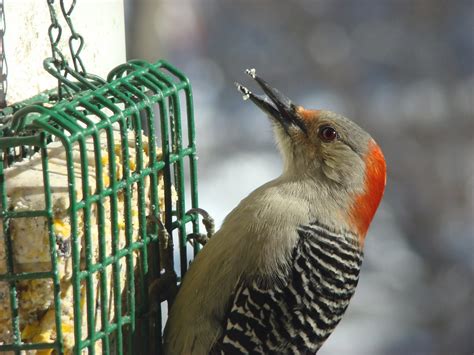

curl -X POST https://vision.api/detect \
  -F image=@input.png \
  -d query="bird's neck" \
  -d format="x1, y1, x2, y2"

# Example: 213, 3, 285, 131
273, 174, 358, 241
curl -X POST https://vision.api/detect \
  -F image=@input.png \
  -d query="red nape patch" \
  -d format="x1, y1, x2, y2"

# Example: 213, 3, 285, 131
350, 140, 386, 246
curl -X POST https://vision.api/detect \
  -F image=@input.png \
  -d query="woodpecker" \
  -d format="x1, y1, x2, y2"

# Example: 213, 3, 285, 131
164, 69, 386, 354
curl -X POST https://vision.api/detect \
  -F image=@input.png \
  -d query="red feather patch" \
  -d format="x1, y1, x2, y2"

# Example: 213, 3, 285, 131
350, 139, 386, 245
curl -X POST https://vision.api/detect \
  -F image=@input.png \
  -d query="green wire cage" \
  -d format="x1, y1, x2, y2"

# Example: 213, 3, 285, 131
0, 57, 201, 354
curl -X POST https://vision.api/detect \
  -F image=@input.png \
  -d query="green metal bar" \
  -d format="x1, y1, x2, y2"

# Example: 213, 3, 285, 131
40, 130, 65, 354
104, 114, 124, 355
64, 140, 83, 354
77, 131, 97, 355
155, 94, 175, 355
170, 213, 197, 229
168, 91, 188, 277
1, 210, 50, 218
0, 271, 54, 281
183, 80, 201, 256
0, 157, 21, 354
0, 342, 56, 351
78, 313, 131, 349
118, 114, 136, 355
0, 134, 42, 148
139, 95, 163, 353
76, 241, 144, 278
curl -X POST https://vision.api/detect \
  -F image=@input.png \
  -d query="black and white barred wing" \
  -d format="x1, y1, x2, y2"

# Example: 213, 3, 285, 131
211, 276, 298, 355
212, 224, 363, 354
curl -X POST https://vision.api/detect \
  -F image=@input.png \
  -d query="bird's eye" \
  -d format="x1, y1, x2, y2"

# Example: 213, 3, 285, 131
318, 125, 338, 142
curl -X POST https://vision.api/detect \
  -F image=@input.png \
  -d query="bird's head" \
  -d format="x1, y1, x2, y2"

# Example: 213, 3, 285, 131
236, 69, 386, 244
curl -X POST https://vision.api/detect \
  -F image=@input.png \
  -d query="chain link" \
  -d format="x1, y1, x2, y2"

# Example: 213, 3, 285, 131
0, 0, 8, 108
59, 0, 87, 75
46, 0, 69, 98
45, 0, 89, 98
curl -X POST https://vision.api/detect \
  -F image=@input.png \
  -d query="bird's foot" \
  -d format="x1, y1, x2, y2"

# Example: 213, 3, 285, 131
148, 270, 178, 304
186, 208, 215, 247
148, 214, 178, 304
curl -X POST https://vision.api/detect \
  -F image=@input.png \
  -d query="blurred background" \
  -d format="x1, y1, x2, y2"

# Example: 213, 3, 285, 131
125, 1, 473, 354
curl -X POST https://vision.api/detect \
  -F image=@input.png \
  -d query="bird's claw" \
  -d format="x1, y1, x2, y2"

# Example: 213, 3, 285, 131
186, 208, 215, 246
149, 213, 170, 249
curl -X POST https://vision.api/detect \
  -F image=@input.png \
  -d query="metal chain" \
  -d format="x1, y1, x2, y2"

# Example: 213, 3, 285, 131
0, 0, 7, 108
46, 0, 90, 98
46, 0, 68, 67
46, 0, 87, 74
59, 0, 87, 75
46, 0, 69, 98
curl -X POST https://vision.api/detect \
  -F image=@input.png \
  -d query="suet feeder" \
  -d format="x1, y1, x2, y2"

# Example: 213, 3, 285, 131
0, 1, 200, 354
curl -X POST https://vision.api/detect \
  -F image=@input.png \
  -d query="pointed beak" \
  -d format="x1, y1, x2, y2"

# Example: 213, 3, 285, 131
235, 69, 307, 135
